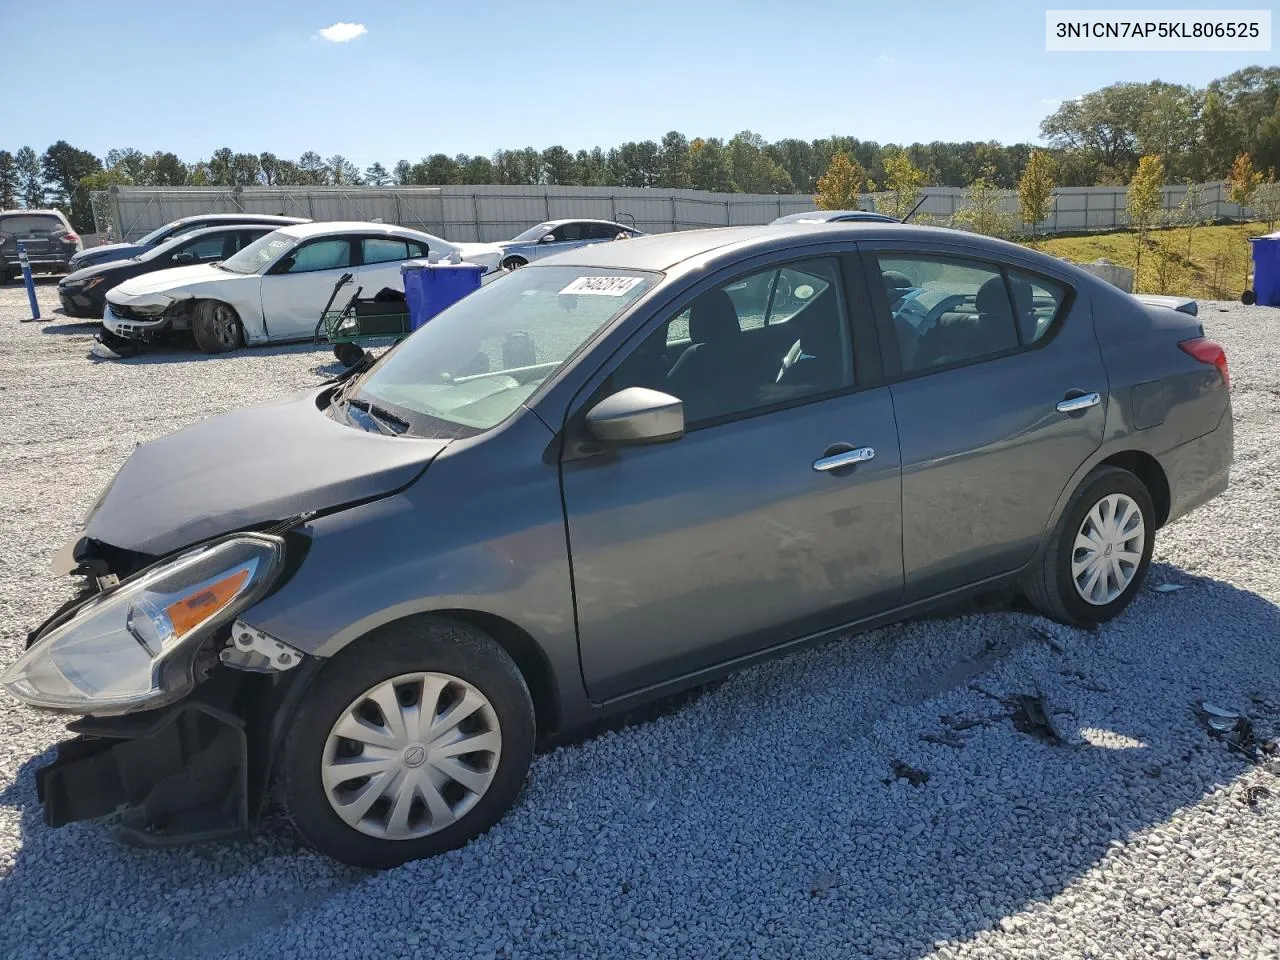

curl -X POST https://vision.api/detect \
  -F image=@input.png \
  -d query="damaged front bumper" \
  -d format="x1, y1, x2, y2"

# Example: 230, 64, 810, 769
39, 688, 249, 845
102, 304, 170, 342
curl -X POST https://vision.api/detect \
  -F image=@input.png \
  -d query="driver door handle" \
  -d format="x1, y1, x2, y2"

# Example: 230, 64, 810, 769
813, 447, 875, 472
1056, 392, 1101, 414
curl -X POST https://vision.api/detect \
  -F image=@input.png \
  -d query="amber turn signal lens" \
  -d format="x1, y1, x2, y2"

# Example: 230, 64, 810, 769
164, 568, 251, 638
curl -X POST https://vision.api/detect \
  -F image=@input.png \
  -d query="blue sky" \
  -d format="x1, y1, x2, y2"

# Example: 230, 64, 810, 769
6, 0, 1274, 168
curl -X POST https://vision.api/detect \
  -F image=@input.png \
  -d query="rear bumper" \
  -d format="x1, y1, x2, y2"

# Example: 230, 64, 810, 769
1159, 406, 1233, 525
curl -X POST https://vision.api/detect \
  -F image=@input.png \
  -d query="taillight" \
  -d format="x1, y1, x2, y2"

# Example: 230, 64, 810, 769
1179, 337, 1229, 389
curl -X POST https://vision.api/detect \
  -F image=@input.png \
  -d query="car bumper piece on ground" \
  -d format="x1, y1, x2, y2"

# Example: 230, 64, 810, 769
37, 692, 249, 846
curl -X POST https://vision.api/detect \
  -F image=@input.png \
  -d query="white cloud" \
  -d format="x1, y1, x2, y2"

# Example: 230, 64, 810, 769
876, 54, 896, 63
319, 22, 367, 43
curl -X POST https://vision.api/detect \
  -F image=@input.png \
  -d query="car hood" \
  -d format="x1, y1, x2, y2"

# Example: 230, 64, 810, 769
107, 263, 233, 302
75, 243, 143, 262
83, 389, 449, 556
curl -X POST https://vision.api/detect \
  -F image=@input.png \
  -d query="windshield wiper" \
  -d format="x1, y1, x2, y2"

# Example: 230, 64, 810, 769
346, 397, 409, 435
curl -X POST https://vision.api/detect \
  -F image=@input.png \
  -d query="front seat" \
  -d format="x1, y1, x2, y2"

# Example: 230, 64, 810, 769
665, 288, 748, 420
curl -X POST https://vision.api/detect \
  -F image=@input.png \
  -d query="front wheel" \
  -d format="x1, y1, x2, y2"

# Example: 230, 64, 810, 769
279, 617, 535, 869
501, 256, 527, 271
191, 300, 244, 353
1023, 466, 1155, 627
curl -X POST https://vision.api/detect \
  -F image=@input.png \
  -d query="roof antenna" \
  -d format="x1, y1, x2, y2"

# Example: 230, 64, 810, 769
901, 196, 928, 223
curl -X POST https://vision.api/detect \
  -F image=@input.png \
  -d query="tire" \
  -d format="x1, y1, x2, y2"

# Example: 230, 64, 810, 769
334, 343, 365, 368
279, 617, 535, 869
1024, 465, 1157, 632
191, 300, 244, 353
0, 268, 12, 286
500, 256, 527, 271
1242, 289, 1257, 306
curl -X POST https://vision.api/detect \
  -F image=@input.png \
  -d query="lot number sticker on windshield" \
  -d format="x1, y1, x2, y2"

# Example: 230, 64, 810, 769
559, 276, 643, 296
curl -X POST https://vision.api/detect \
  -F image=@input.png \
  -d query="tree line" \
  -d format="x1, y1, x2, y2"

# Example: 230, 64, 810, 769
1, 66, 1275, 231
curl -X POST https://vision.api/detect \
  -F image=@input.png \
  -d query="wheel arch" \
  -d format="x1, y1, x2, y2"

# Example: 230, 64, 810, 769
1097, 449, 1171, 528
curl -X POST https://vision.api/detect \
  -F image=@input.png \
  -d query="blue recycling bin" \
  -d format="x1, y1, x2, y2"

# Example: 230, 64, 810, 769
1248, 232, 1280, 307
401, 261, 486, 330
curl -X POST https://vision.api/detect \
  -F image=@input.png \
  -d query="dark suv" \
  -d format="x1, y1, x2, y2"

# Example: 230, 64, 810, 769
0, 210, 82, 283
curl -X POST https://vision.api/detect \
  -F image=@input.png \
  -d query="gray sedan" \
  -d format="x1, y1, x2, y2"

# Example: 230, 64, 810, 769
3, 223, 1232, 869
496, 218, 642, 270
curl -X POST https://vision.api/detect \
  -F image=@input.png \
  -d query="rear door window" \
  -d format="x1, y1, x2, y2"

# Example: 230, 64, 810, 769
361, 237, 412, 265
872, 255, 1019, 372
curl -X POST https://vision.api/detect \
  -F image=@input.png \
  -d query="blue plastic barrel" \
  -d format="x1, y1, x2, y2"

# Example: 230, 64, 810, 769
1248, 232, 1280, 307
401, 261, 487, 330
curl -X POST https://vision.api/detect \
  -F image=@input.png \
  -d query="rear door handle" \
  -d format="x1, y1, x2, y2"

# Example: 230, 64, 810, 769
1056, 392, 1101, 414
813, 446, 875, 472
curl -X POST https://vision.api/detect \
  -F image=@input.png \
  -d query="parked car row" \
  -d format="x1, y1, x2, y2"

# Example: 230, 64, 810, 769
3, 219, 1233, 870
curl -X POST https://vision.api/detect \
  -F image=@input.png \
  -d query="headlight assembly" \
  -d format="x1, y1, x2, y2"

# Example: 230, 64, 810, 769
2, 534, 285, 715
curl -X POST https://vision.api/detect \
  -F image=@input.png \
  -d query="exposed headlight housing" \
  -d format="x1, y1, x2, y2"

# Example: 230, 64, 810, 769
2, 534, 285, 715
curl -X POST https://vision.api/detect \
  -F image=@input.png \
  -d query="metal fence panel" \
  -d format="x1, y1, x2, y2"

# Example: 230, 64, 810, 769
94, 181, 1256, 245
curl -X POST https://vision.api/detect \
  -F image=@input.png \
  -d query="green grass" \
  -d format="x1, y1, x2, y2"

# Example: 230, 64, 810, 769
1026, 222, 1271, 300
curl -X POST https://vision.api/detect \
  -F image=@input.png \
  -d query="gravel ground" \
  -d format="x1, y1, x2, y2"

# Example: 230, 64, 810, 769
1, 282, 1279, 959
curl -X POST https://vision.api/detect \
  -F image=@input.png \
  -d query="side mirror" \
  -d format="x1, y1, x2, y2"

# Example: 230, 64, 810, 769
538, 234, 558, 244
276, 254, 296, 273
174, 252, 195, 265
585, 387, 684, 445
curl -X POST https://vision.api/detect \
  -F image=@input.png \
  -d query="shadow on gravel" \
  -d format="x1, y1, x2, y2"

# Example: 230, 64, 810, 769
1, 564, 1278, 958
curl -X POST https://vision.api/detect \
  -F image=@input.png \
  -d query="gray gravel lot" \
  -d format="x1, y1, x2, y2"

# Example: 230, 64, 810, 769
1, 281, 1279, 959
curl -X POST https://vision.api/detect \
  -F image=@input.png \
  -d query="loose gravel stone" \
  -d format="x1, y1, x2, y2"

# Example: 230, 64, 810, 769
0, 282, 1278, 959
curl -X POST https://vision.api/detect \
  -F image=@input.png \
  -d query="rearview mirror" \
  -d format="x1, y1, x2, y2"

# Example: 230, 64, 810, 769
585, 387, 684, 445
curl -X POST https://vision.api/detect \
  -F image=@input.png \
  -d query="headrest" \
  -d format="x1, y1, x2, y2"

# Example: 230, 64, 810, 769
689, 288, 740, 344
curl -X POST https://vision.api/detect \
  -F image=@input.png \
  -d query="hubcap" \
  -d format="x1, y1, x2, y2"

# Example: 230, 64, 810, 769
212, 305, 238, 347
321, 672, 502, 841
1071, 492, 1145, 606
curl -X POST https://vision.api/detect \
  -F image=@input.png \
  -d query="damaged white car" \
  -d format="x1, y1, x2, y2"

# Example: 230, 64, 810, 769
102, 222, 504, 353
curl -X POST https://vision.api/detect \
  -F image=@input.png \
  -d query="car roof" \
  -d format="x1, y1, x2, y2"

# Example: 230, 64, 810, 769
171, 213, 309, 225
539, 222, 1098, 280
165, 224, 277, 241
268, 221, 432, 241
773, 210, 899, 223
0, 209, 68, 219
541, 218, 633, 228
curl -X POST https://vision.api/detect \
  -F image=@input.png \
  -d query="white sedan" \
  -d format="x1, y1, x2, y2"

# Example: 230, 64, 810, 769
103, 222, 504, 353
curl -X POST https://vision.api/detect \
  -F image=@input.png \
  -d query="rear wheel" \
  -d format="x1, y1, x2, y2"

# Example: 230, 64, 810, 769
1023, 466, 1155, 626
1242, 289, 1257, 306
191, 300, 243, 353
279, 617, 535, 869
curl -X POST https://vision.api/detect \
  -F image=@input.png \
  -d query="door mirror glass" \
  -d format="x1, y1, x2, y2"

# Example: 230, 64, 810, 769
585, 387, 684, 444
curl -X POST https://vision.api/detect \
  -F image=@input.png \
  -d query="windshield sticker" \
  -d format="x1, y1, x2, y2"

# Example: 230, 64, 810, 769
559, 276, 642, 296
